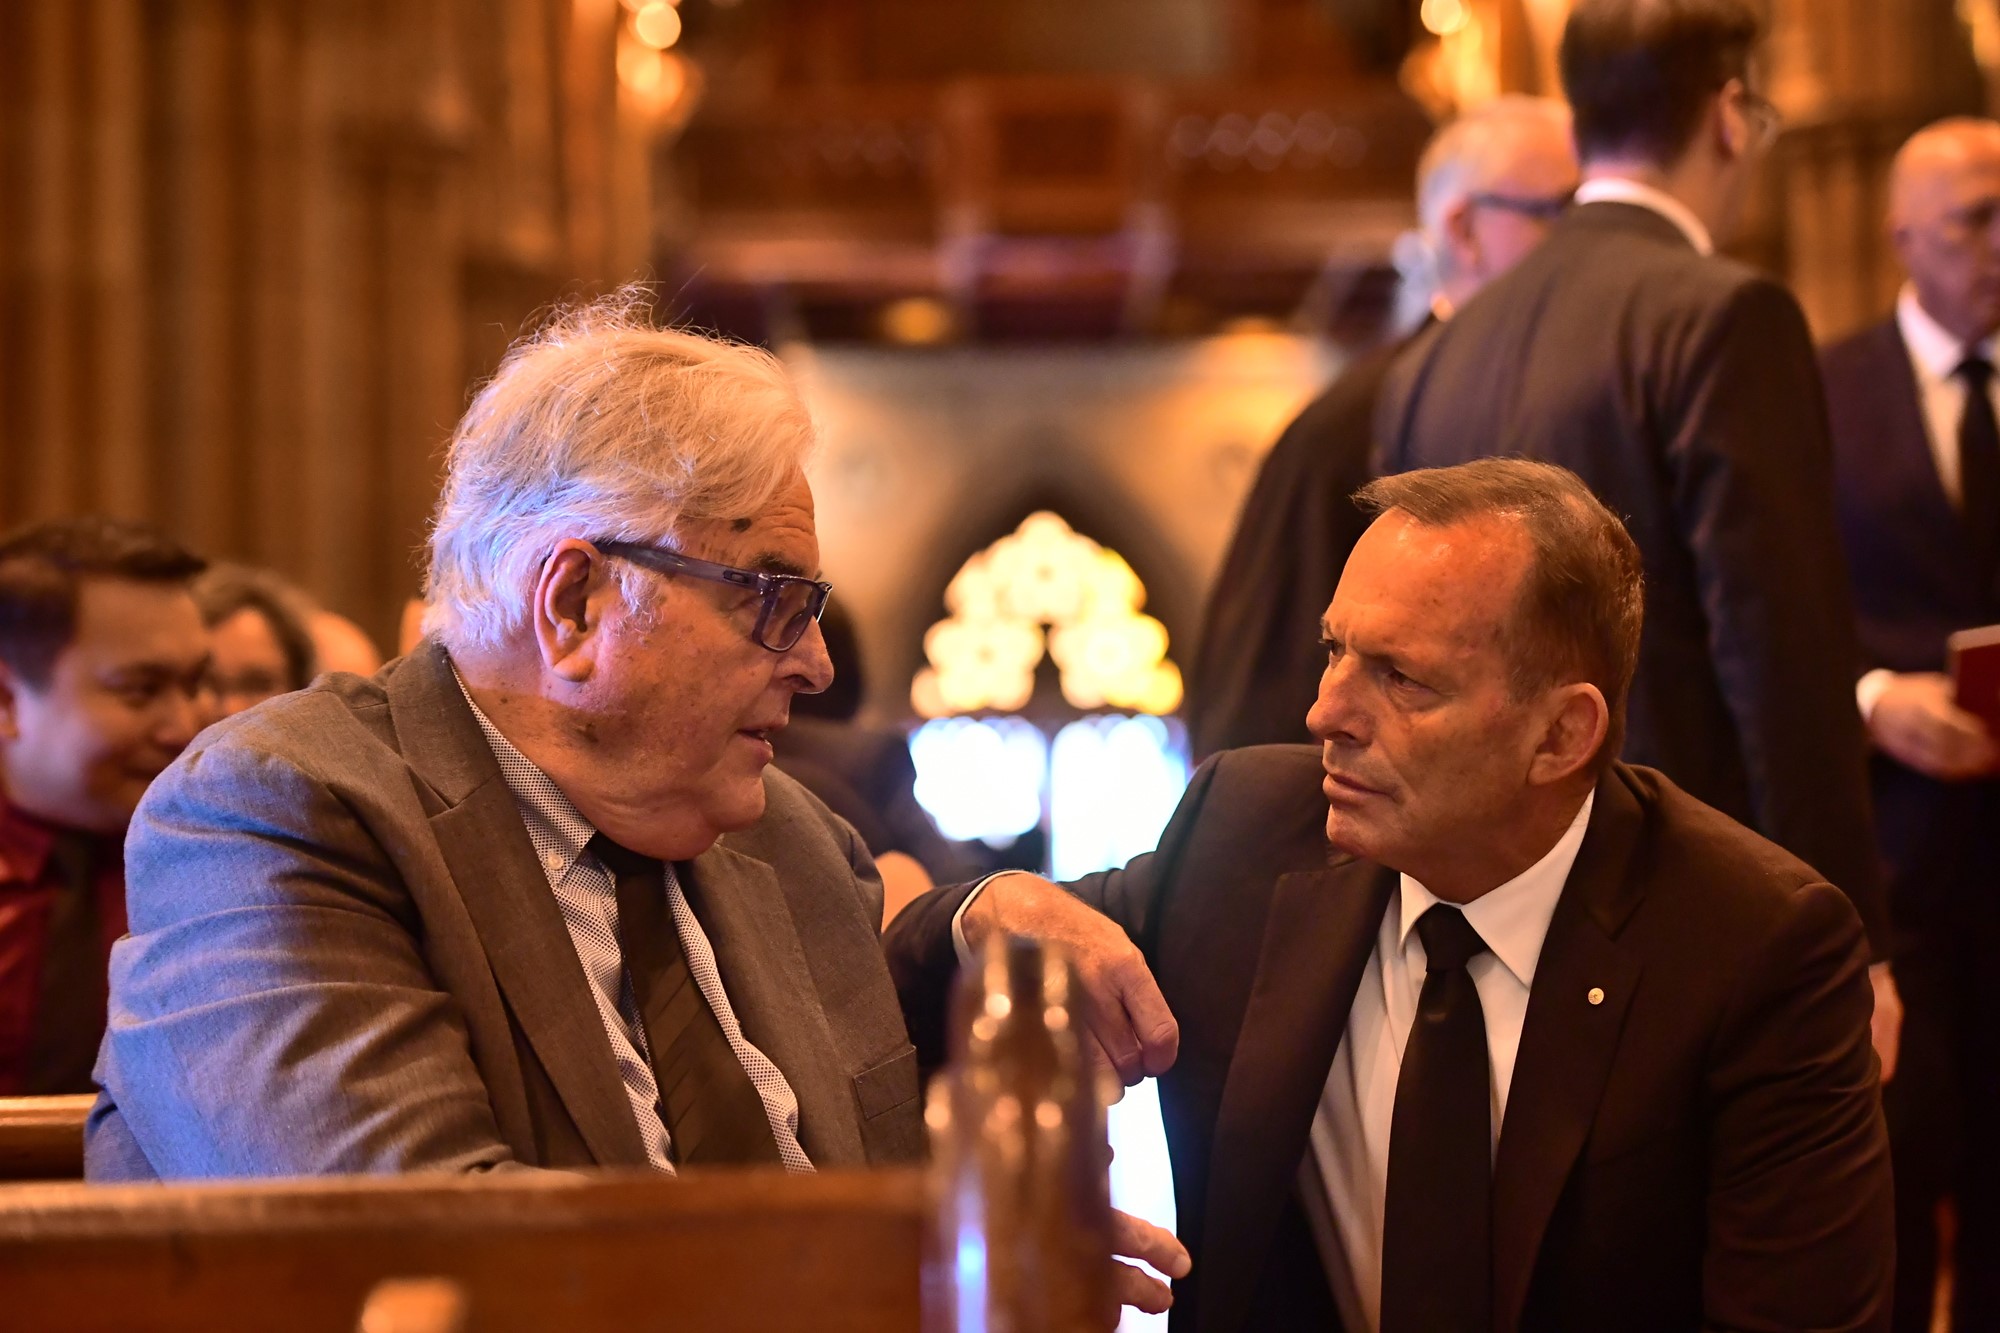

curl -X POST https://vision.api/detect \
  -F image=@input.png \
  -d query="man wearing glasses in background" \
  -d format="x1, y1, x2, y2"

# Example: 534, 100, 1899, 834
1377, 0, 1905, 1075
81, 295, 1190, 1315
1187, 94, 1576, 760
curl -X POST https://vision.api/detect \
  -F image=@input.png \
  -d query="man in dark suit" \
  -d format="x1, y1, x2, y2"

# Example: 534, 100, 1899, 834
1373, 0, 1901, 1061
1822, 117, 2000, 1332
893, 459, 1894, 1332
1187, 96, 1576, 759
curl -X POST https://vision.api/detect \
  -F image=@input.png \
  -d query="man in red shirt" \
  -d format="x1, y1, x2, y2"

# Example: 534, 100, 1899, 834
0, 518, 210, 1094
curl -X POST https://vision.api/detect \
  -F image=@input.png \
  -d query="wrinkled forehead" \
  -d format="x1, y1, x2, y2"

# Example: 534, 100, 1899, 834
1335, 512, 1531, 647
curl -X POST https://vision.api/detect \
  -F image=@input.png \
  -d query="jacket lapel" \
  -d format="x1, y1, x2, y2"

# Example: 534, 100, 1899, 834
1872, 321, 1984, 581
1198, 858, 1394, 1333
389, 643, 648, 1168
679, 841, 864, 1166
1490, 772, 1648, 1331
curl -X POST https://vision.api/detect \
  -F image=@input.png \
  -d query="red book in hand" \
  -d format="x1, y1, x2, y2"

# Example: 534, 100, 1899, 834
1948, 623, 2000, 737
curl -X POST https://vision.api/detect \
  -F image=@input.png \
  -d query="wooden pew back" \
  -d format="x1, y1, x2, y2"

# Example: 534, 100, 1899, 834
0, 1095, 91, 1181
0, 1168, 925, 1333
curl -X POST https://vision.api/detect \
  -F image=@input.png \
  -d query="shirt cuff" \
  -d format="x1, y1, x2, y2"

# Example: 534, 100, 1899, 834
1856, 668, 1897, 723
951, 871, 1030, 967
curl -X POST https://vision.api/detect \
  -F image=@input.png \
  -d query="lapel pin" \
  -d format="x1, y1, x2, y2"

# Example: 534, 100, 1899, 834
1587, 987, 1605, 1006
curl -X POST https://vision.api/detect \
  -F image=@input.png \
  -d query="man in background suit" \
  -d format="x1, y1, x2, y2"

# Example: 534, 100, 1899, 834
90, 297, 1186, 1317
893, 460, 1893, 1332
1186, 96, 1575, 759
1821, 117, 2000, 1331
1374, 0, 1901, 1061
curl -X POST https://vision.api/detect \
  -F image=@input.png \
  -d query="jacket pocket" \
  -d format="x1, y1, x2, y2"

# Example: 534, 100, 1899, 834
853, 1043, 924, 1165
853, 1042, 920, 1120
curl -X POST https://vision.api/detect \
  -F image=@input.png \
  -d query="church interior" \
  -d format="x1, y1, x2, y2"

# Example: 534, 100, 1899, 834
1, 1, 1995, 1330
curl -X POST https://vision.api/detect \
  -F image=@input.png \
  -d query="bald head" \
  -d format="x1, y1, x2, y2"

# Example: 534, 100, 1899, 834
1891, 117, 2000, 344
1417, 97, 1579, 312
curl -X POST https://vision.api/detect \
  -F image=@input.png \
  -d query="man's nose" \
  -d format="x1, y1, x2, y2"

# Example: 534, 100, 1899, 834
156, 687, 206, 751
786, 618, 836, 694
1306, 658, 1366, 745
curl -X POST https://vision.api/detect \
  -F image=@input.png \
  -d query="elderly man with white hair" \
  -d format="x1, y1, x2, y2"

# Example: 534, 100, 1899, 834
84, 295, 1187, 1309
1185, 95, 1576, 759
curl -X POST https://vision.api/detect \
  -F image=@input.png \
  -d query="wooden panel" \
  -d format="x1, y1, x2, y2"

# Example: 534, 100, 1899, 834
0, 1169, 925, 1333
0, 1096, 91, 1182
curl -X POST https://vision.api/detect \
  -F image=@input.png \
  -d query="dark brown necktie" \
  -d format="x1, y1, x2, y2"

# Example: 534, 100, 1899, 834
1381, 904, 1492, 1333
24, 831, 107, 1095
1956, 356, 2000, 586
589, 834, 781, 1167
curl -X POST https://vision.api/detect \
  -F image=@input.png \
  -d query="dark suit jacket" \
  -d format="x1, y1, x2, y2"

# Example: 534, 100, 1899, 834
1823, 318, 2000, 931
1185, 337, 1411, 761
1375, 201, 1891, 954
890, 747, 1893, 1333
88, 641, 925, 1179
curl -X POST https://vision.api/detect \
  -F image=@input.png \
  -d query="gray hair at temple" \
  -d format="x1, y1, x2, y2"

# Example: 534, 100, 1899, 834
1355, 458, 1644, 766
1416, 95, 1574, 253
423, 290, 818, 652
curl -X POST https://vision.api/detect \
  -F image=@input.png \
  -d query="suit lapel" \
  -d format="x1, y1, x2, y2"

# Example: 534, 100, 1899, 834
1491, 773, 1648, 1331
679, 842, 864, 1166
1873, 322, 1984, 579
390, 643, 648, 1168
1198, 859, 1394, 1333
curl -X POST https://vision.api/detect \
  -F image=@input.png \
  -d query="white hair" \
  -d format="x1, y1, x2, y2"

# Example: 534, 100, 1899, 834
424, 288, 816, 652
1415, 95, 1573, 250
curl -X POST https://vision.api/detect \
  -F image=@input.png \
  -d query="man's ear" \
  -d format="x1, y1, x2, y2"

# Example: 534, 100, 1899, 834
530, 540, 622, 685
1440, 195, 1481, 275
0, 662, 20, 743
1529, 682, 1609, 786
1714, 78, 1751, 159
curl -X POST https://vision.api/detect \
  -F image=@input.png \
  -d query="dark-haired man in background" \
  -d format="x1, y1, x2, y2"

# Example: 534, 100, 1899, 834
0, 518, 209, 1094
1375, 0, 1901, 1066
1822, 116, 2000, 1332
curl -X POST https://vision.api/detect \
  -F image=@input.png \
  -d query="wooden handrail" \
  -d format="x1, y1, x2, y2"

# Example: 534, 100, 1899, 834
0, 1168, 927, 1333
0, 1095, 92, 1181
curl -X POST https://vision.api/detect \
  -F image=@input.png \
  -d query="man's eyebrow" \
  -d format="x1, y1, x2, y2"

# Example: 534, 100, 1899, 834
746, 552, 814, 578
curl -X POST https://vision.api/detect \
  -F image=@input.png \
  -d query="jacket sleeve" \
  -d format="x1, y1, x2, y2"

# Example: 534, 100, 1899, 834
882, 753, 1227, 1071
1665, 278, 1892, 955
1700, 880, 1893, 1331
93, 739, 525, 1179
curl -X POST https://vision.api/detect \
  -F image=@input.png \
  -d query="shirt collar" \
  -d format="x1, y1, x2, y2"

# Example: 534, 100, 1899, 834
451, 665, 598, 880
1396, 788, 1596, 989
1573, 178, 1714, 256
1897, 282, 1992, 383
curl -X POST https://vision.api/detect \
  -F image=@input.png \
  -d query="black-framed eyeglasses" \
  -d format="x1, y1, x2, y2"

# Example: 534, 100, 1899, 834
1465, 189, 1575, 223
595, 541, 832, 652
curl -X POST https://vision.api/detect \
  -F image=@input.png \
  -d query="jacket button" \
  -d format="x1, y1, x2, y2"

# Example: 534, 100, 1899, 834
1587, 987, 1605, 1006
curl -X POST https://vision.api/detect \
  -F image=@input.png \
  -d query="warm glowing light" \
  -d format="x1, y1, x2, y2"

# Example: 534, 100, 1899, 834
911, 512, 1183, 719
634, 2, 682, 49
880, 296, 954, 346
617, 41, 664, 92
1421, 0, 1471, 35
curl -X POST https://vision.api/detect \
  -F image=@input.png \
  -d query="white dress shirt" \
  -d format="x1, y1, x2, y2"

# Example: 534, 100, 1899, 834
1309, 791, 1595, 1333
1853, 286, 1999, 720
1573, 177, 1715, 255
456, 673, 813, 1174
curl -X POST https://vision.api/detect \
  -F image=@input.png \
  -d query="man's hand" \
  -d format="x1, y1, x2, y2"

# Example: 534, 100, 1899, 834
1869, 961, 1902, 1085
962, 873, 1179, 1092
1867, 672, 1996, 780
1110, 1208, 1191, 1317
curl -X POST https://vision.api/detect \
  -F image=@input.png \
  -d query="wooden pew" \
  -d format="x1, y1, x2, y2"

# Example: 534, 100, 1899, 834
0, 1168, 926, 1333
0, 1095, 91, 1181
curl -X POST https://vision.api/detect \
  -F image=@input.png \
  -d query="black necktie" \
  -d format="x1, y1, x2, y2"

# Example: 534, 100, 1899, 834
1955, 356, 2000, 585
1381, 905, 1493, 1333
589, 835, 781, 1167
